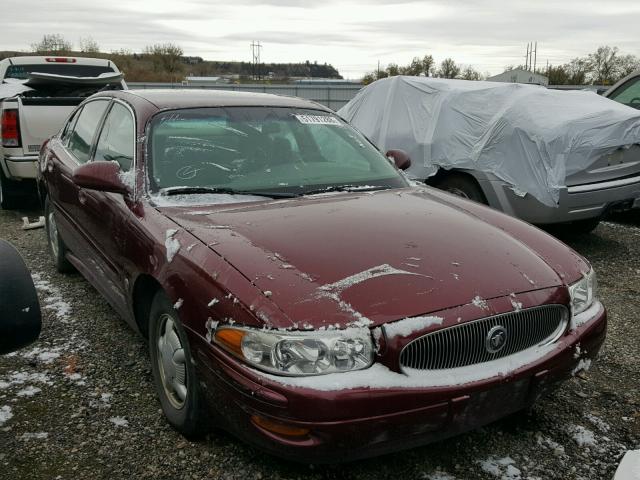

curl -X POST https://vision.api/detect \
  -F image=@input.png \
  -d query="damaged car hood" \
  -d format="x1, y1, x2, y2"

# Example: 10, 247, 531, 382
157, 188, 568, 328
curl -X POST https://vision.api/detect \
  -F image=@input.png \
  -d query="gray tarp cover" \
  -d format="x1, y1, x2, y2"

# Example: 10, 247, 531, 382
338, 76, 640, 207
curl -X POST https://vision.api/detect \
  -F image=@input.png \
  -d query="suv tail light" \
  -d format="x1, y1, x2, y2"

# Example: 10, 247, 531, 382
1, 109, 21, 148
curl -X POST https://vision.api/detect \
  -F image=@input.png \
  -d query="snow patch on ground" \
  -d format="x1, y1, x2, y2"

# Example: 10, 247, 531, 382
479, 456, 522, 479
569, 425, 597, 447
572, 358, 592, 376
109, 416, 129, 427
422, 472, 457, 480
20, 346, 64, 364
585, 413, 611, 433
0, 405, 13, 426
16, 385, 42, 397
384, 315, 443, 339
19, 432, 49, 440
32, 273, 72, 321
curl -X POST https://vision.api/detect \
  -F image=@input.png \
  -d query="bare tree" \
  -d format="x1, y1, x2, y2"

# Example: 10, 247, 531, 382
31, 34, 72, 53
588, 46, 619, 84
437, 58, 460, 79
566, 58, 589, 85
461, 66, 482, 81
386, 63, 400, 76
616, 54, 640, 79
79, 37, 100, 54
144, 43, 185, 78
421, 55, 435, 77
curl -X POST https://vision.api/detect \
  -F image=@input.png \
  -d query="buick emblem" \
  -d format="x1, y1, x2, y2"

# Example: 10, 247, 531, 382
485, 325, 508, 353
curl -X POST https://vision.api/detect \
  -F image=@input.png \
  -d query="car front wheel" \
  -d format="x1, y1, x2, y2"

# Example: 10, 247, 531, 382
149, 291, 209, 438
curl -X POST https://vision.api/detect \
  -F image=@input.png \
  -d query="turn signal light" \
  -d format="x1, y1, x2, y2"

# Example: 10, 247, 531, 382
214, 328, 245, 355
251, 415, 310, 437
1, 109, 21, 147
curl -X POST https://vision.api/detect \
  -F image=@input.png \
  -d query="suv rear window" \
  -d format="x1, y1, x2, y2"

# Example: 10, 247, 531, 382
5, 64, 115, 79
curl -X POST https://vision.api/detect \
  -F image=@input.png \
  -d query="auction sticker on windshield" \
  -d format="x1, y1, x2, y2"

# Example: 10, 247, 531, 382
294, 114, 342, 126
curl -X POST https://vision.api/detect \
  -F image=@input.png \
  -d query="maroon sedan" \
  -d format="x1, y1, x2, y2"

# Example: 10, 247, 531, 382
38, 89, 605, 463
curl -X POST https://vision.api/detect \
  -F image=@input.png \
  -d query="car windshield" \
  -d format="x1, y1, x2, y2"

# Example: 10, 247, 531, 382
147, 107, 407, 197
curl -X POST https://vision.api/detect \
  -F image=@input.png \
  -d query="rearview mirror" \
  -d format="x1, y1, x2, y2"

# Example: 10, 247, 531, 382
72, 161, 130, 194
0, 240, 42, 354
386, 149, 412, 171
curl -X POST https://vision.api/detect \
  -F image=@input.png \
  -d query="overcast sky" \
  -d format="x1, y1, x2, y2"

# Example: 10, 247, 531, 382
2, 0, 640, 79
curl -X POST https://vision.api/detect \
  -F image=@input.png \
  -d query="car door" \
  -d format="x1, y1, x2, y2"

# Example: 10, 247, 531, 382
71, 100, 137, 316
47, 99, 110, 260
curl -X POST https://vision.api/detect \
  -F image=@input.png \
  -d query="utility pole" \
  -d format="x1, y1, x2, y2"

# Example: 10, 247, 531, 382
525, 43, 529, 70
250, 40, 262, 81
534, 41, 538, 73
377, 60, 380, 79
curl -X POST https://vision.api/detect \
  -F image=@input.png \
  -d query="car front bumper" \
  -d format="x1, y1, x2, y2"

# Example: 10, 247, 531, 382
193, 302, 607, 463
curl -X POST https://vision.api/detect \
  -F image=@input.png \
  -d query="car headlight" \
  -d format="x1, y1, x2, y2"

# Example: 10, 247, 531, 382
568, 269, 597, 316
214, 327, 374, 376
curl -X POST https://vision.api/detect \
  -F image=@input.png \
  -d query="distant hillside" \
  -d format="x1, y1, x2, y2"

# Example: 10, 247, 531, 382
0, 50, 342, 83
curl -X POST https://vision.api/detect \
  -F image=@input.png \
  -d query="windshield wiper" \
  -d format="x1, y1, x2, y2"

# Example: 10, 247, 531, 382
301, 185, 390, 196
159, 186, 297, 198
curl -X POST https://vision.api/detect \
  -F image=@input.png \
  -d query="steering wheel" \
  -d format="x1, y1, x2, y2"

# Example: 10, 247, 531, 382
629, 97, 640, 104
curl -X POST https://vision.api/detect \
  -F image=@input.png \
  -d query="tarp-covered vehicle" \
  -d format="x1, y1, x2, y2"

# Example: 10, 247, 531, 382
0, 56, 125, 209
338, 76, 640, 231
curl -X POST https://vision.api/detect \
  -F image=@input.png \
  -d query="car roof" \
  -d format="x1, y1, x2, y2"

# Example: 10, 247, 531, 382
114, 88, 331, 112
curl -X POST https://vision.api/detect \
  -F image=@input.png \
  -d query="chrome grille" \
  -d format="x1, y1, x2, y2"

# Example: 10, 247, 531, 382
399, 305, 569, 371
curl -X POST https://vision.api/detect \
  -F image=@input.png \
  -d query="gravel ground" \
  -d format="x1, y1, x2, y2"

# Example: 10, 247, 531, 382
1, 206, 638, 480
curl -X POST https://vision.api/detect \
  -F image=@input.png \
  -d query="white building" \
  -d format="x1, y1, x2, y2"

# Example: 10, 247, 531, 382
487, 69, 549, 86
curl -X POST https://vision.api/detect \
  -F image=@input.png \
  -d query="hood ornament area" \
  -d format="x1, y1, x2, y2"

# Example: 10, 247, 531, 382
485, 325, 508, 353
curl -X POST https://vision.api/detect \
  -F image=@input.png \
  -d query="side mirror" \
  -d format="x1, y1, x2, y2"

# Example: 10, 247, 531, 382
72, 161, 129, 194
386, 149, 412, 171
0, 240, 42, 354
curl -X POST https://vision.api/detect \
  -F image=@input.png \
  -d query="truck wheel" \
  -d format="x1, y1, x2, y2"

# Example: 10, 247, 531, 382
44, 197, 74, 273
436, 174, 488, 205
0, 168, 20, 210
149, 291, 209, 439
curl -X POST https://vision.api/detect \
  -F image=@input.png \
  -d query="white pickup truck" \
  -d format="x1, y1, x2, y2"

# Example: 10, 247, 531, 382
0, 56, 125, 209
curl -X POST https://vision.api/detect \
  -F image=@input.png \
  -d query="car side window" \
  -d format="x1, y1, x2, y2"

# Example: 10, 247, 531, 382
609, 77, 640, 108
60, 108, 81, 145
94, 103, 135, 172
67, 100, 109, 164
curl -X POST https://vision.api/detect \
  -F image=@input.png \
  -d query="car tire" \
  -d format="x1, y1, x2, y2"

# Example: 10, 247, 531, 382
44, 197, 74, 273
436, 174, 488, 204
148, 290, 209, 439
0, 167, 21, 210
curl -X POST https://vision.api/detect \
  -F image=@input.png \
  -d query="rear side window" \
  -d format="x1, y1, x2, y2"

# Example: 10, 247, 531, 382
61, 109, 81, 145
94, 103, 135, 171
67, 100, 109, 164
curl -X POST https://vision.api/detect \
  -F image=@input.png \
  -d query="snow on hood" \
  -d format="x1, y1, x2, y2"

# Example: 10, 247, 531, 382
338, 76, 640, 207
158, 188, 569, 329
